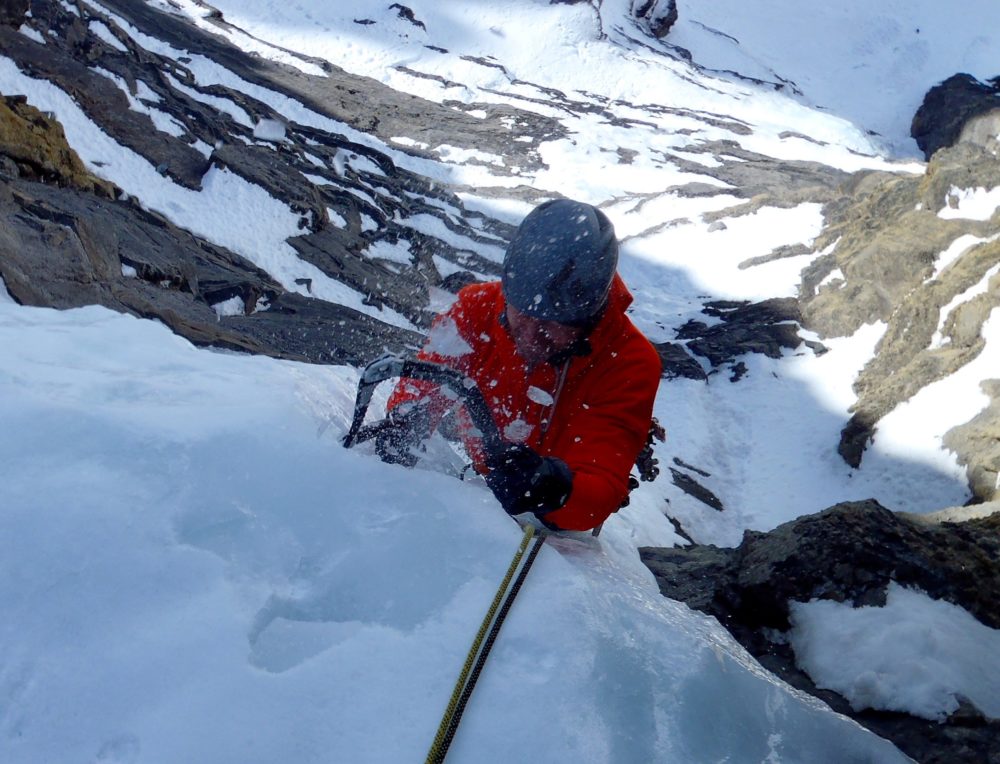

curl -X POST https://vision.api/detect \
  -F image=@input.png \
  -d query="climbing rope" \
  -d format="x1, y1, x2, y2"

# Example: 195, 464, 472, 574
425, 524, 545, 764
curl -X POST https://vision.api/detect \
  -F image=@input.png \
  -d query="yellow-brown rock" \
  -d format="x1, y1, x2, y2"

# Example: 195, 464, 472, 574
0, 93, 117, 198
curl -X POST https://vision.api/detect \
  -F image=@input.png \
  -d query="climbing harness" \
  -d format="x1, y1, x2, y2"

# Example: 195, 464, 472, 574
425, 524, 545, 764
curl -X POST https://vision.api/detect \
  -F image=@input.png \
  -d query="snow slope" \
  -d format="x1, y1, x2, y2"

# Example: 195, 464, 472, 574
0, 287, 908, 762
669, 0, 1000, 156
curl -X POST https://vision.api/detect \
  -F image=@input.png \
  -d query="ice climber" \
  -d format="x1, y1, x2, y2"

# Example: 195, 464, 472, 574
379, 199, 661, 532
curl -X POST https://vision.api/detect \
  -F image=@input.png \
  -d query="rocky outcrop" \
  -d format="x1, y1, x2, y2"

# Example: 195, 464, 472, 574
1, 0, 542, 363
0, 0, 27, 28
944, 384, 1000, 504
670, 126, 996, 494
641, 500, 1000, 764
653, 341, 707, 381
0, 52, 422, 365
653, 297, 826, 383
676, 298, 826, 377
0, 172, 421, 365
668, 459, 724, 512
0, 95, 116, 197
632, 0, 678, 39
667, 140, 852, 222
911, 73, 1000, 160
798, 142, 1000, 481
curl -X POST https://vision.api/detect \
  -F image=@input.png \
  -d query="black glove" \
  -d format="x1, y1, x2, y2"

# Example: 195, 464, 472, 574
374, 401, 431, 467
484, 444, 573, 518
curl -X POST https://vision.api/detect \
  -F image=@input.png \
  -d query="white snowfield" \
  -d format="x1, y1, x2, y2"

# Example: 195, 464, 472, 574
0, 291, 908, 763
2, 0, 999, 760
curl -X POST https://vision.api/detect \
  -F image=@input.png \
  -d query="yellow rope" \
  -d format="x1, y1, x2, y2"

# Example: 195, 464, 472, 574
425, 524, 535, 764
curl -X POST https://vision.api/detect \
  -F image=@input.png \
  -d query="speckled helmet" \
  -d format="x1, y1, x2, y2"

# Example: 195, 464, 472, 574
501, 199, 619, 326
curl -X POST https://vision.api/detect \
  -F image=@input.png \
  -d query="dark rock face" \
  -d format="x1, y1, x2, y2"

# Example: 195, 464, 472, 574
0, 174, 421, 365
1, 0, 540, 366
652, 341, 707, 380
643, 501, 1000, 632
668, 465, 724, 511
651, 298, 825, 384
2, 16, 211, 190
675, 298, 826, 377
389, 4, 426, 31
911, 73, 1000, 160
0, 85, 421, 366
633, 0, 678, 39
641, 501, 1000, 764
0, 0, 28, 28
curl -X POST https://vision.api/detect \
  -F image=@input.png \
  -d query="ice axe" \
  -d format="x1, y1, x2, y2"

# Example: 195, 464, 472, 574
341, 353, 505, 467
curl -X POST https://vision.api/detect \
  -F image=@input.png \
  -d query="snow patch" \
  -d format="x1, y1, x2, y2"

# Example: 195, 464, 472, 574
253, 118, 287, 142
434, 144, 506, 166
423, 316, 472, 358
89, 20, 128, 52
211, 295, 246, 317
790, 582, 1000, 721
817, 267, 845, 292
327, 207, 348, 228
527, 386, 554, 407
18, 25, 46, 44
391, 136, 430, 150
930, 233, 991, 280
930, 262, 1000, 347
939, 185, 1000, 221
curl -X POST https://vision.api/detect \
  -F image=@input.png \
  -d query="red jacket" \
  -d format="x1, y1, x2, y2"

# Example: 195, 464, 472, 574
388, 275, 661, 531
